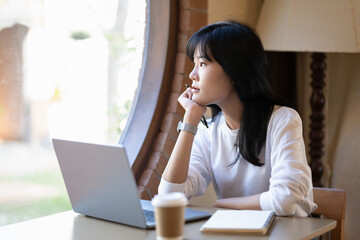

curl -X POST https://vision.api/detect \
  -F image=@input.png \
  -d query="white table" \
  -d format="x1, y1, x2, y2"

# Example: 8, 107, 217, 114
0, 206, 336, 240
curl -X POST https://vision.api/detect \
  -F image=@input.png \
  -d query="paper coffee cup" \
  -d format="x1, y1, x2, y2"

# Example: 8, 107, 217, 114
151, 192, 188, 240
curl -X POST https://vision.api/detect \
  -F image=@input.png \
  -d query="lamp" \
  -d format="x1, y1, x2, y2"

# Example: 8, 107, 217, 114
256, 0, 360, 186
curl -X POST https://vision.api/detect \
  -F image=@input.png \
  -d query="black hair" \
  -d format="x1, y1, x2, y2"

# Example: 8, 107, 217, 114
185, 20, 283, 167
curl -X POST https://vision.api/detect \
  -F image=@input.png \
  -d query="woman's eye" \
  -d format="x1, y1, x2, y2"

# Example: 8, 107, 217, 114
200, 62, 206, 67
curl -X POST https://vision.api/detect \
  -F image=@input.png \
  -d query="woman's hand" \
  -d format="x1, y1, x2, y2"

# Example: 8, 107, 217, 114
178, 87, 206, 126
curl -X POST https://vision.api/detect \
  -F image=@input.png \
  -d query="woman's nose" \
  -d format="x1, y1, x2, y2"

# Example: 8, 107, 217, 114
189, 67, 198, 81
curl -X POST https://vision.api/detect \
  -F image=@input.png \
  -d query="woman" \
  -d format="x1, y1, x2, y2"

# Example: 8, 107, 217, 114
158, 20, 317, 216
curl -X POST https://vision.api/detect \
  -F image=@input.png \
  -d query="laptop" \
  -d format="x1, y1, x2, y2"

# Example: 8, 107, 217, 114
52, 138, 211, 229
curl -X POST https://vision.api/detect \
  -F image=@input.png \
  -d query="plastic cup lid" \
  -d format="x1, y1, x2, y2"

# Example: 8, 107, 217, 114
151, 192, 188, 207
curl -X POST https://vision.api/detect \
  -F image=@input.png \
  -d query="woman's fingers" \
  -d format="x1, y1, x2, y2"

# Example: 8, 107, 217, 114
180, 87, 192, 99
178, 88, 193, 108
178, 88, 206, 117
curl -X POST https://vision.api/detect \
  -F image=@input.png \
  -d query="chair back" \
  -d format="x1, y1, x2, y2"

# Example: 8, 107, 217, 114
312, 187, 346, 240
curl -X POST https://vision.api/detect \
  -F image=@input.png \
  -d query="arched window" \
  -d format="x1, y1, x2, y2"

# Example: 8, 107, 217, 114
132, 0, 208, 199
0, 0, 147, 225
0, 0, 208, 224
120, 0, 178, 176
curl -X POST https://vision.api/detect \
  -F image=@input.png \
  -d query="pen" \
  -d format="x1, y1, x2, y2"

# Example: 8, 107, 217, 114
185, 84, 209, 128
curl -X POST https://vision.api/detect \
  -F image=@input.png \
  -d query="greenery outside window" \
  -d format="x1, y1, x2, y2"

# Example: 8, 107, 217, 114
0, 0, 146, 225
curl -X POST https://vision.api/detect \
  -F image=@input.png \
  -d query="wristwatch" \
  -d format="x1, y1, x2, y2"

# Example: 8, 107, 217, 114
177, 121, 197, 135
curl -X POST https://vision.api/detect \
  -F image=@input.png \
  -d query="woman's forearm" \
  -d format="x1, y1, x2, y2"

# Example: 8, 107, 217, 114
162, 129, 195, 184
214, 194, 262, 210
162, 106, 203, 184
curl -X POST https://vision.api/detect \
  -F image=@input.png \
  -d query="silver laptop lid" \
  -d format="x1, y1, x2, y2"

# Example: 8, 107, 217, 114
52, 138, 148, 228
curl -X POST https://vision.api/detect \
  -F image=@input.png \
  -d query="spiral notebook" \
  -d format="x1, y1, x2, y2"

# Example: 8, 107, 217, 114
200, 210, 276, 235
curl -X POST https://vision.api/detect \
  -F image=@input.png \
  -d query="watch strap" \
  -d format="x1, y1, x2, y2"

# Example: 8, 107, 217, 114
177, 121, 197, 135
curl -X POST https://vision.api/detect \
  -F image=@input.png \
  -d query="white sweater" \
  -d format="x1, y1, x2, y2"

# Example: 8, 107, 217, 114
158, 107, 317, 216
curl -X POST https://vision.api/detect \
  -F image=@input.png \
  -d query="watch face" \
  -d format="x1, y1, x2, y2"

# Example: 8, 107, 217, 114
177, 121, 182, 133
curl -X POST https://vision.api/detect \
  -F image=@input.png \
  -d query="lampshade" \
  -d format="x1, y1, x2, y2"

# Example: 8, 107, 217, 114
256, 0, 360, 53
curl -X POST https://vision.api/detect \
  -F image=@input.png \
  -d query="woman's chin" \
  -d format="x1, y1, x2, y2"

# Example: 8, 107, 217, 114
192, 97, 206, 106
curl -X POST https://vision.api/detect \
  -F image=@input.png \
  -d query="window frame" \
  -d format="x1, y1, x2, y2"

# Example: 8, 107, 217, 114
119, 0, 178, 179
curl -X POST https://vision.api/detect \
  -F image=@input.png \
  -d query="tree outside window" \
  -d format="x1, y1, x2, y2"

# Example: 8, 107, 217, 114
0, 0, 146, 225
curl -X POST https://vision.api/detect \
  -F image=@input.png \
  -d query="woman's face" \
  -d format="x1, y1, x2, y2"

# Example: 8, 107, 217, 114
189, 47, 236, 107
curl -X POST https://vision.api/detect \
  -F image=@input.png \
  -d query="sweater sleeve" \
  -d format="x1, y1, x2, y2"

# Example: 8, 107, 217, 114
259, 108, 317, 216
158, 125, 211, 198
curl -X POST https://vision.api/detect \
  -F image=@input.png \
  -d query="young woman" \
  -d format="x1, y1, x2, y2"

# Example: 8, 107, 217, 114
158, 20, 317, 216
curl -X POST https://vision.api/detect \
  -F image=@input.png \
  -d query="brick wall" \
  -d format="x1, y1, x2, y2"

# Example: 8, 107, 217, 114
137, 0, 207, 200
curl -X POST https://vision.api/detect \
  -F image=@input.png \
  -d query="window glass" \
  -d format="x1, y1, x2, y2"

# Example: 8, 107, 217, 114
0, 0, 146, 225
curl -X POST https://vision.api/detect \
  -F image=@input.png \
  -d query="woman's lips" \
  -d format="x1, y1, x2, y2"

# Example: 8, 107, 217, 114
191, 86, 200, 93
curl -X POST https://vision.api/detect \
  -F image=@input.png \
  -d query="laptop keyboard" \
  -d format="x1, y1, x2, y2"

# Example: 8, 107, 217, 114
143, 209, 155, 222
